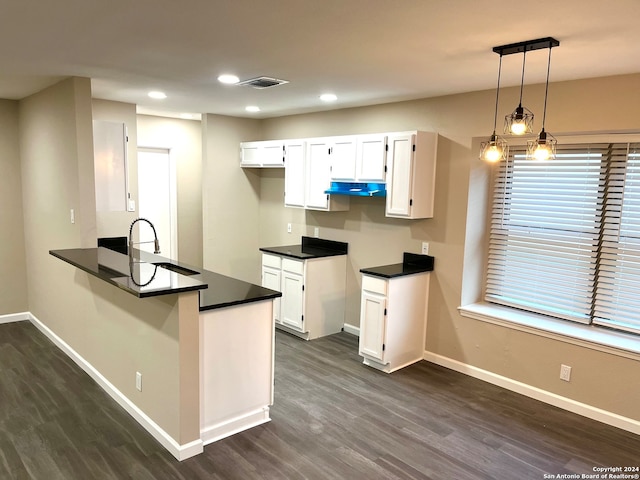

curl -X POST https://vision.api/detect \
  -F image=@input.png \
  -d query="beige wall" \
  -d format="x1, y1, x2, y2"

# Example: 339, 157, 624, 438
91, 99, 139, 240
137, 114, 203, 267
250, 73, 640, 422
18, 78, 199, 445
201, 114, 261, 283
0, 99, 28, 314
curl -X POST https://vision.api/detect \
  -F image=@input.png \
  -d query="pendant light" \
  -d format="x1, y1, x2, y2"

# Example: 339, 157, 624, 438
480, 53, 508, 163
505, 48, 534, 135
527, 45, 557, 161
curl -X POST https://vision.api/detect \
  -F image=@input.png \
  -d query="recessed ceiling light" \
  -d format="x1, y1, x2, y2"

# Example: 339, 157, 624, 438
148, 91, 167, 99
245, 106, 261, 113
320, 93, 337, 102
218, 74, 240, 84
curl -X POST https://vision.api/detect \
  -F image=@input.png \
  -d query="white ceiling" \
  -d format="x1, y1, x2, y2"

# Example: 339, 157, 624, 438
2, 0, 639, 119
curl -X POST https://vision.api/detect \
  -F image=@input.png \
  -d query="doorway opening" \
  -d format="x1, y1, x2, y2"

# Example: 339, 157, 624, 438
137, 147, 178, 260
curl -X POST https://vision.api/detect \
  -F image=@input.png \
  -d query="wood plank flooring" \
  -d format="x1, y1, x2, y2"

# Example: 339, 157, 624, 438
1, 320, 639, 479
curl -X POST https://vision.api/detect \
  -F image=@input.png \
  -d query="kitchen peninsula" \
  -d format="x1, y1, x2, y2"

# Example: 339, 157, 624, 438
49, 246, 281, 461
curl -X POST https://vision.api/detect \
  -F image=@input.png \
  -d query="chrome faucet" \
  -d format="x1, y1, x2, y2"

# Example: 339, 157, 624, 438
128, 217, 161, 255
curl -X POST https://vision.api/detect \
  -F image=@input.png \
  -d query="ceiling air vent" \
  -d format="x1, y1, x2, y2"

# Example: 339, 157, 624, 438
237, 76, 289, 89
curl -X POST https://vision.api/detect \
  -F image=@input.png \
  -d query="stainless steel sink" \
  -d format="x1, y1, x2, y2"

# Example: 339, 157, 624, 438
152, 262, 200, 276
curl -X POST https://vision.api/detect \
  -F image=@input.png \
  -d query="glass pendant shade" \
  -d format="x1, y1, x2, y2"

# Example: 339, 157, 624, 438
526, 129, 556, 161
480, 133, 508, 163
505, 104, 534, 135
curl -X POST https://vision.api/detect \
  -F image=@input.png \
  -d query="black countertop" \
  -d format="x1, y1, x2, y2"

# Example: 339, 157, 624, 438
260, 236, 348, 259
50, 247, 281, 311
360, 252, 435, 279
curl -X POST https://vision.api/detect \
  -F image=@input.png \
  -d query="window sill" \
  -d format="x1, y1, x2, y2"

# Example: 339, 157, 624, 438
458, 302, 640, 360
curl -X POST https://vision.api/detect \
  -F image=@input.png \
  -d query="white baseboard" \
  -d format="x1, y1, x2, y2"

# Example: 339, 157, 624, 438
201, 407, 271, 446
342, 323, 360, 336
28, 313, 203, 461
0, 312, 30, 324
423, 350, 640, 436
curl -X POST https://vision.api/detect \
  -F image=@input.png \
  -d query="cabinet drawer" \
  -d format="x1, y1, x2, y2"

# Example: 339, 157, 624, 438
262, 253, 281, 269
362, 275, 387, 295
282, 258, 304, 275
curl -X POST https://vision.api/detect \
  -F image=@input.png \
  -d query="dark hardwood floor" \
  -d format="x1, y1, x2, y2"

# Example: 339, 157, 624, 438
1, 320, 638, 479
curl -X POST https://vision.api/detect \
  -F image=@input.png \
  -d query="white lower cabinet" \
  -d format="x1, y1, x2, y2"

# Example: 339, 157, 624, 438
358, 272, 430, 373
261, 253, 347, 340
280, 259, 304, 331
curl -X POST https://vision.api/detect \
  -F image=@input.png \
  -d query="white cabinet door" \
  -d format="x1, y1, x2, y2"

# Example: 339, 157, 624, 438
284, 140, 306, 208
305, 140, 331, 210
356, 134, 387, 182
240, 140, 284, 167
261, 141, 285, 167
330, 136, 357, 181
261, 265, 282, 324
240, 142, 262, 167
385, 133, 415, 217
281, 271, 304, 331
359, 290, 387, 361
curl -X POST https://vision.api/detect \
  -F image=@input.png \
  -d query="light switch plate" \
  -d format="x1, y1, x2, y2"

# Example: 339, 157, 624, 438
128, 199, 136, 212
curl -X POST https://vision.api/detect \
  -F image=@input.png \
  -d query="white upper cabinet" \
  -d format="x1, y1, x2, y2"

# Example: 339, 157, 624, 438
306, 139, 332, 210
284, 140, 306, 208
386, 134, 414, 216
329, 134, 386, 183
329, 136, 358, 181
284, 139, 348, 212
240, 140, 285, 168
242, 130, 436, 218
385, 131, 437, 219
356, 134, 387, 182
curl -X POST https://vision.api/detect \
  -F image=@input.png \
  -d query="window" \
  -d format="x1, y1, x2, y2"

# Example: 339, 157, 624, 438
486, 142, 640, 335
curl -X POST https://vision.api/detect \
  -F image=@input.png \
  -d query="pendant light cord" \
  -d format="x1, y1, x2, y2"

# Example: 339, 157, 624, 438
518, 49, 527, 105
541, 46, 552, 128
492, 54, 503, 132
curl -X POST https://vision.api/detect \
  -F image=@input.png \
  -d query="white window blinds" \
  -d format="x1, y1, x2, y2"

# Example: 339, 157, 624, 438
487, 142, 640, 335
594, 144, 640, 333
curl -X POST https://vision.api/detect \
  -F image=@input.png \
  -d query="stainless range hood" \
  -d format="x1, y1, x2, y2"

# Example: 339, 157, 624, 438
324, 182, 386, 197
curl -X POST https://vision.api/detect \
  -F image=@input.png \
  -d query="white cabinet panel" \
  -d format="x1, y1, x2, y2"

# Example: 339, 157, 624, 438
262, 141, 285, 167
356, 134, 386, 182
284, 141, 306, 208
359, 290, 387, 361
240, 143, 261, 167
305, 140, 332, 210
281, 271, 304, 331
240, 140, 284, 168
385, 133, 414, 217
330, 136, 357, 181
261, 265, 281, 324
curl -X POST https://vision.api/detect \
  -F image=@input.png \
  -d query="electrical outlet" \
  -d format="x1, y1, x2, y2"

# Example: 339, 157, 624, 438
560, 364, 571, 382
136, 371, 142, 391
287, 223, 292, 233
314, 227, 320, 238
421, 242, 429, 255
